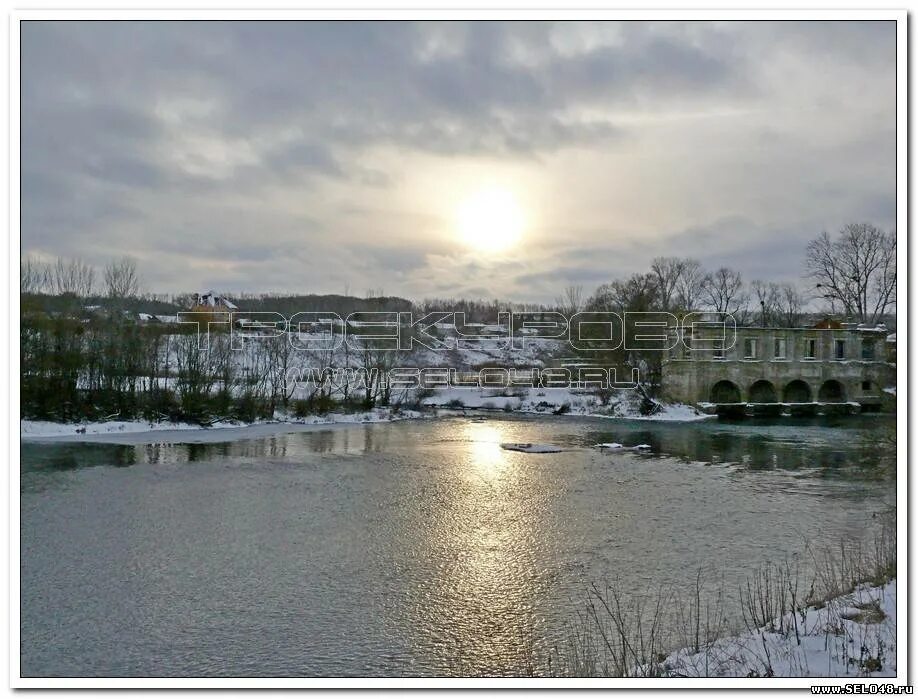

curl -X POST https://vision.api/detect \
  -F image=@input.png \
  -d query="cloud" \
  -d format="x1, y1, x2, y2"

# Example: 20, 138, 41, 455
19, 20, 896, 301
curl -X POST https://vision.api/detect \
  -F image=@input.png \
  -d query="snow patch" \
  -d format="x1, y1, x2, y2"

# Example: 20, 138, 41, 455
658, 580, 897, 677
422, 387, 713, 423
595, 442, 652, 451
20, 408, 427, 443
500, 442, 563, 453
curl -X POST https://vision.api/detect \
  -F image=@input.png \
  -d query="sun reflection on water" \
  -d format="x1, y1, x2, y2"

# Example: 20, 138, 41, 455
465, 422, 509, 475
403, 419, 551, 674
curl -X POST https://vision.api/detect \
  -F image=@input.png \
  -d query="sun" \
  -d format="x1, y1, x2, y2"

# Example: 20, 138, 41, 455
454, 187, 525, 252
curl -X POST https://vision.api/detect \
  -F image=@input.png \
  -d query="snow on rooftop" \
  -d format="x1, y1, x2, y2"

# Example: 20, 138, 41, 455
856, 324, 889, 333
196, 291, 238, 310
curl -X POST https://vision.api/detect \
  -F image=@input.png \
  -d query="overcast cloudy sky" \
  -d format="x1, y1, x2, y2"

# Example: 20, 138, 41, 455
21, 20, 895, 302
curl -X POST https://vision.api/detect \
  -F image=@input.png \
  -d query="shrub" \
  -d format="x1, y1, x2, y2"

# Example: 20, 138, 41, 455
143, 388, 180, 422
292, 393, 337, 417
232, 391, 269, 423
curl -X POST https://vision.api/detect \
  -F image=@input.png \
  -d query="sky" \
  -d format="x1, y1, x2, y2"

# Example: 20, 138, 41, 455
20, 20, 896, 303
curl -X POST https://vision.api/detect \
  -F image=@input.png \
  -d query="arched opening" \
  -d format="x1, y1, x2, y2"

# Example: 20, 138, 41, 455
748, 380, 778, 403
783, 379, 812, 403
818, 380, 846, 403
710, 380, 742, 403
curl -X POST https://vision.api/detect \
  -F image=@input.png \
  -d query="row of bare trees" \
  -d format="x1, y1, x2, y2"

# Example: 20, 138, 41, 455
21, 255, 142, 299
21, 311, 292, 423
560, 222, 895, 327
573, 261, 802, 326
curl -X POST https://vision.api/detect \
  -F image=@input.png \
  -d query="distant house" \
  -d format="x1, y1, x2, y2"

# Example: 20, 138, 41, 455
190, 291, 238, 315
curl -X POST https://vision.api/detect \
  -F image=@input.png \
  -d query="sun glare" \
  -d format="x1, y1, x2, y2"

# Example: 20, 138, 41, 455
454, 187, 525, 252
465, 422, 508, 474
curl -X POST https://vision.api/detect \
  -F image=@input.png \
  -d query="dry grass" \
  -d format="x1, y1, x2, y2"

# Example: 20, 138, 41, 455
535, 513, 896, 678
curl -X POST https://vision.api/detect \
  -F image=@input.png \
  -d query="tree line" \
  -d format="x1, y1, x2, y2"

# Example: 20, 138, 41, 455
20, 223, 896, 326
21, 255, 142, 299
558, 222, 896, 327
19, 223, 896, 422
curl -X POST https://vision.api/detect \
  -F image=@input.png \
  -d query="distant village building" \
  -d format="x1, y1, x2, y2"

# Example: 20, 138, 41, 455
190, 291, 238, 315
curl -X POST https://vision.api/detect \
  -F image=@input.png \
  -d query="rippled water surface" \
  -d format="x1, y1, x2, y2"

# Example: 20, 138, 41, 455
20, 415, 894, 677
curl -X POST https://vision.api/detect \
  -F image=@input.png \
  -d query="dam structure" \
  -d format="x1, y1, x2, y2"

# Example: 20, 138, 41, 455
661, 322, 894, 416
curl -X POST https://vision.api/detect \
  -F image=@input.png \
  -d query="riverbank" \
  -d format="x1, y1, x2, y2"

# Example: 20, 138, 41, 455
420, 386, 712, 422
19, 408, 429, 443
21, 390, 712, 443
544, 515, 897, 678
659, 578, 897, 677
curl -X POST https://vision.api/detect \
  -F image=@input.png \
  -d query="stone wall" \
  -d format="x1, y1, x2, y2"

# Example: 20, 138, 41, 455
661, 327, 894, 407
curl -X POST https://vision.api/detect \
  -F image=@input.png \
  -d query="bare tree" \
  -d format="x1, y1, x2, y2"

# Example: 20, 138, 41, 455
700, 267, 747, 317
674, 259, 704, 312
589, 274, 659, 314
650, 257, 686, 312
50, 257, 96, 297
750, 281, 802, 328
805, 223, 896, 325
556, 284, 583, 316
20, 256, 49, 294
776, 283, 804, 327
585, 273, 663, 393
104, 256, 141, 299
750, 280, 780, 327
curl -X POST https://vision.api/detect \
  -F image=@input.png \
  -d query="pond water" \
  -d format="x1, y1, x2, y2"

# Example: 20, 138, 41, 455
20, 414, 895, 677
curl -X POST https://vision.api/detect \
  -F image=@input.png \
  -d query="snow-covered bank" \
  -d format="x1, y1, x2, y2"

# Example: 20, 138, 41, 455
20, 409, 427, 444
421, 387, 714, 422
660, 580, 897, 677
20, 387, 714, 444
21, 418, 238, 438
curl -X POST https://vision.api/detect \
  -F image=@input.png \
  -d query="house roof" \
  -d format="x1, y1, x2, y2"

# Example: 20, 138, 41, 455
196, 291, 238, 310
